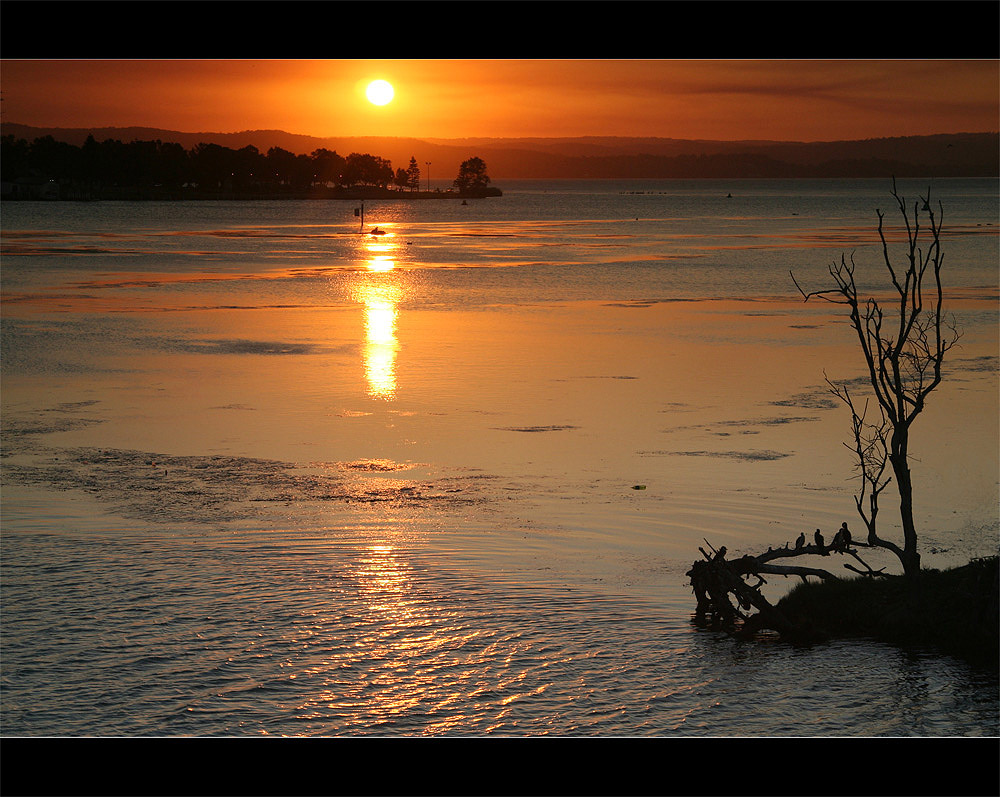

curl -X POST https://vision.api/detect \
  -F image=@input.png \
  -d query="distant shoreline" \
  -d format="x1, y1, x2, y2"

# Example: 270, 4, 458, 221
3, 124, 996, 185
0, 186, 503, 202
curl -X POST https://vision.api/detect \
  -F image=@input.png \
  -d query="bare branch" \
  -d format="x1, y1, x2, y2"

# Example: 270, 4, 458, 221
843, 547, 887, 577
790, 182, 960, 580
790, 269, 848, 304
844, 562, 887, 577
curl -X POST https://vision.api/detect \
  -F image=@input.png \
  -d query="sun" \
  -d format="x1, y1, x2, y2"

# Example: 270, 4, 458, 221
366, 80, 394, 106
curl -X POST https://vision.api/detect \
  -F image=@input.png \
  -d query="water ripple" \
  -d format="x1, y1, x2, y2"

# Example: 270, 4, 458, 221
2, 527, 996, 737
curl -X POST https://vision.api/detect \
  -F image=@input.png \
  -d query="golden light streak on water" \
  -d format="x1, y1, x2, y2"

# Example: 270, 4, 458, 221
361, 287, 399, 399
367, 255, 395, 272
357, 238, 402, 399
358, 543, 408, 610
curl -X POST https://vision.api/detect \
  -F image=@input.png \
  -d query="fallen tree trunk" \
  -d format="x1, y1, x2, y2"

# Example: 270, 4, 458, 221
686, 537, 884, 641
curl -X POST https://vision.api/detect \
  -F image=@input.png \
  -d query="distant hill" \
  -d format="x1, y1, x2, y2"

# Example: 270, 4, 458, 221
3, 124, 997, 179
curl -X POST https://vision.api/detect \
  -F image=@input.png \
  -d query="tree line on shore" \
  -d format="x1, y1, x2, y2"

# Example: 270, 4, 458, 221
0, 133, 494, 198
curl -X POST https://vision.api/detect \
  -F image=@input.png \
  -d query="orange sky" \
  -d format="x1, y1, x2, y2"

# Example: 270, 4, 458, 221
1, 59, 997, 141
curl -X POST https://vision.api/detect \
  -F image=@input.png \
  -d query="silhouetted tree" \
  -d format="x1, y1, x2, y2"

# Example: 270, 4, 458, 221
28, 135, 80, 181
75, 135, 103, 190
406, 156, 421, 191
792, 180, 960, 583
190, 142, 236, 189
121, 140, 161, 187
1, 135, 31, 180
291, 153, 315, 189
453, 156, 490, 193
393, 167, 410, 190
265, 146, 298, 186
230, 145, 264, 190
1, 134, 486, 199
100, 139, 131, 185
151, 140, 188, 188
310, 148, 346, 186
343, 152, 393, 187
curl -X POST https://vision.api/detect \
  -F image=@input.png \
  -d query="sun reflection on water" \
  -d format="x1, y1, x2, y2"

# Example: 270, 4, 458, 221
355, 235, 403, 399
362, 285, 399, 399
356, 543, 410, 614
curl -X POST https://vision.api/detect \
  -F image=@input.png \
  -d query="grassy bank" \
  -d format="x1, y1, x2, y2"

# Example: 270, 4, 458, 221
776, 556, 999, 668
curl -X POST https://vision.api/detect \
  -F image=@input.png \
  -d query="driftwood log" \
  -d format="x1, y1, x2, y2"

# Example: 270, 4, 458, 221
686, 534, 885, 640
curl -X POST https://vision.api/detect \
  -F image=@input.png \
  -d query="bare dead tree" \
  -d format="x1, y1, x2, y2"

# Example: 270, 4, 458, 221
688, 183, 962, 638
791, 180, 961, 582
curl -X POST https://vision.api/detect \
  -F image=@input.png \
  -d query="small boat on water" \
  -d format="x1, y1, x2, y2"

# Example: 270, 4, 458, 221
369, 226, 387, 236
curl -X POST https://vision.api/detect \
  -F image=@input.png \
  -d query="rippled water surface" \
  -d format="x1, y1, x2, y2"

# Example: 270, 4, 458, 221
2, 179, 997, 737
5, 525, 997, 737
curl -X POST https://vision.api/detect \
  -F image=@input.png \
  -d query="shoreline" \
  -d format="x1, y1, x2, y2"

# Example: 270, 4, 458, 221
0, 186, 503, 202
775, 557, 1000, 669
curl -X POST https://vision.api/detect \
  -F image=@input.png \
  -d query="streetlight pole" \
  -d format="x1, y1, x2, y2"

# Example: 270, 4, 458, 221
425, 162, 431, 193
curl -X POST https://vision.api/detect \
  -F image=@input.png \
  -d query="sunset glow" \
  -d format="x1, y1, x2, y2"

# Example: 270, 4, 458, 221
1, 2, 999, 750
1, 59, 996, 141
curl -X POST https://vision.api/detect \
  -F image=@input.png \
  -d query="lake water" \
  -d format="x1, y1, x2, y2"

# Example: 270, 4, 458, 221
2, 178, 998, 738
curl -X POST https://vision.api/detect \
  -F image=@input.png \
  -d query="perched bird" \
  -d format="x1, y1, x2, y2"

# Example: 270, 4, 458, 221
815, 529, 828, 554
795, 532, 805, 550
713, 545, 728, 562
839, 522, 852, 550
830, 528, 844, 551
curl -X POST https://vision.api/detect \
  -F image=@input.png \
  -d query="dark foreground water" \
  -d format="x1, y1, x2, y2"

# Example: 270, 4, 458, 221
3, 522, 998, 737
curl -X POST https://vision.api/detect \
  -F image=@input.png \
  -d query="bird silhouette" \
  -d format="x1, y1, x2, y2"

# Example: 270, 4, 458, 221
839, 522, 852, 550
795, 532, 805, 550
